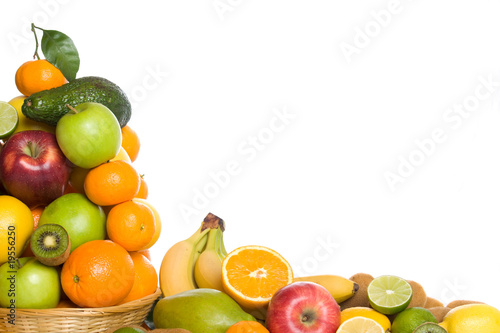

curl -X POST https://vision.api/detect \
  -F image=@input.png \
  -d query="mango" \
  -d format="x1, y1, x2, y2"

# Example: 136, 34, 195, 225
153, 288, 256, 332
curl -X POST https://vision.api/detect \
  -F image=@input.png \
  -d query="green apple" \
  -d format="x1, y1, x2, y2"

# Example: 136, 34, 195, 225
38, 193, 106, 251
56, 102, 122, 169
0, 257, 60, 309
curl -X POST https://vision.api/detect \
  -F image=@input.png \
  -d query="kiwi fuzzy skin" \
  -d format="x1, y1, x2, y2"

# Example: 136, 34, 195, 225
424, 297, 444, 309
446, 299, 484, 308
407, 280, 427, 308
339, 272, 374, 310
428, 306, 451, 322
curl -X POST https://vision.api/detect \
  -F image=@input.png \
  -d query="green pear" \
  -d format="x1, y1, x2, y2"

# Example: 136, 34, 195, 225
153, 288, 256, 332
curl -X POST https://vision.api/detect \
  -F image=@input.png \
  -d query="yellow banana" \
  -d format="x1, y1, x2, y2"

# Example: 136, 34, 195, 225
194, 223, 227, 291
159, 213, 223, 297
293, 274, 359, 303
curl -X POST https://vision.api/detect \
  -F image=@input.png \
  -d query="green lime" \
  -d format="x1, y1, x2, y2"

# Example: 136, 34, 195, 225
0, 101, 19, 139
391, 307, 437, 333
367, 275, 413, 315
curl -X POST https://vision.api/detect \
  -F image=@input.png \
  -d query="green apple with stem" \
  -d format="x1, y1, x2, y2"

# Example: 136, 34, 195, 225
0, 257, 61, 309
56, 102, 122, 169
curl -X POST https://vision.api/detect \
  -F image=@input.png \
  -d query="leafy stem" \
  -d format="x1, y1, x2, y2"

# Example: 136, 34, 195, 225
30, 23, 43, 60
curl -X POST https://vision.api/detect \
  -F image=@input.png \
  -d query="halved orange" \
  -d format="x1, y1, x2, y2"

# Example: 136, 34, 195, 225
221, 245, 293, 311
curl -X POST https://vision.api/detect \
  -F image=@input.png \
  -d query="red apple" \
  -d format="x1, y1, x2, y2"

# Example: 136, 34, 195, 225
0, 130, 71, 207
265, 281, 341, 333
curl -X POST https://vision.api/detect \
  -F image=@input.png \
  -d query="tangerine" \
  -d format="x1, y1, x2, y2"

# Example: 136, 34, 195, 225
118, 252, 158, 304
133, 198, 161, 250
226, 321, 270, 333
15, 59, 67, 96
121, 125, 140, 162
61, 240, 135, 308
106, 200, 156, 252
134, 174, 148, 199
84, 160, 140, 206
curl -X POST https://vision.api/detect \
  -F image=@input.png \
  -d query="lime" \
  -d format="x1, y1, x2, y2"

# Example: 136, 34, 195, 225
337, 317, 385, 333
367, 275, 413, 315
413, 322, 447, 333
391, 307, 437, 333
0, 101, 19, 138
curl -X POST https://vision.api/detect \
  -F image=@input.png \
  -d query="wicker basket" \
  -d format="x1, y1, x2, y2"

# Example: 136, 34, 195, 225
0, 289, 161, 333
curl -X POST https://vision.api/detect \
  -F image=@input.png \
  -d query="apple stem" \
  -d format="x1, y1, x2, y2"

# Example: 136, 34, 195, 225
66, 104, 79, 114
24, 140, 40, 158
16, 258, 23, 269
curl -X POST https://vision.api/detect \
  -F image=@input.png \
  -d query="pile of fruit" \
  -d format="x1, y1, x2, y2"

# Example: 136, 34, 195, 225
0, 24, 161, 328
131, 213, 499, 333
1, 25, 500, 333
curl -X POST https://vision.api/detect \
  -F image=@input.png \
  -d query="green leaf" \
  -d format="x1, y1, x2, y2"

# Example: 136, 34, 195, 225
40, 29, 80, 81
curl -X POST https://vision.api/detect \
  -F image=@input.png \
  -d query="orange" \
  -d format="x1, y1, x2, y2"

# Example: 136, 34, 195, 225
61, 240, 135, 308
221, 245, 294, 312
137, 249, 151, 261
134, 174, 148, 199
106, 200, 156, 252
0, 195, 34, 265
15, 59, 67, 96
226, 321, 270, 333
133, 198, 161, 250
118, 252, 158, 304
21, 206, 44, 257
84, 160, 141, 206
121, 125, 140, 162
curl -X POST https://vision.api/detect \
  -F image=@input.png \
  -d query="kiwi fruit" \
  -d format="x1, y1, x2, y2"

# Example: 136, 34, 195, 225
424, 297, 444, 309
407, 280, 427, 308
339, 272, 374, 310
30, 224, 71, 266
412, 322, 447, 333
446, 299, 484, 308
428, 306, 451, 322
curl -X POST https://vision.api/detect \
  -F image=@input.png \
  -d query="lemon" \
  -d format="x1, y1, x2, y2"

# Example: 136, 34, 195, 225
8, 95, 55, 135
340, 307, 391, 332
439, 303, 500, 332
110, 146, 132, 163
337, 317, 385, 333
0, 195, 35, 265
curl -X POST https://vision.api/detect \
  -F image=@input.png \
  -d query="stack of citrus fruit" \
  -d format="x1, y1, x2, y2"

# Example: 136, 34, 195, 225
0, 57, 160, 314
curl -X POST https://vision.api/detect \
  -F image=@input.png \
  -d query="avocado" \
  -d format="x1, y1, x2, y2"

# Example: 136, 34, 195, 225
22, 76, 131, 127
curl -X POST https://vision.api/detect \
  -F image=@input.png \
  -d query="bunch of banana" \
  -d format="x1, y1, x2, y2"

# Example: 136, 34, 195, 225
193, 222, 227, 291
293, 274, 359, 303
159, 213, 225, 297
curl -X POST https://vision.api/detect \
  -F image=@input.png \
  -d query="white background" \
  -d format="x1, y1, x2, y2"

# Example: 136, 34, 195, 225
1, 0, 500, 309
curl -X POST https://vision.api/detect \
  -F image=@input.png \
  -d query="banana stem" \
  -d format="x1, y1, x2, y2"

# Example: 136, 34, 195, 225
201, 212, 225, 231
215, 227, 227, 259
